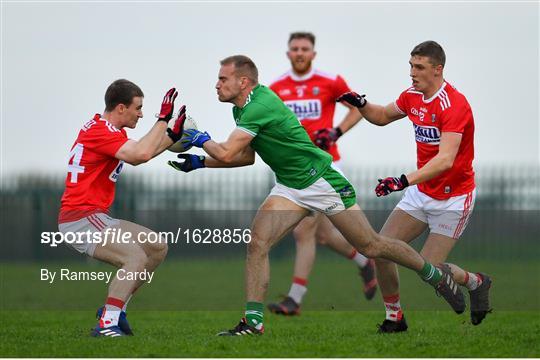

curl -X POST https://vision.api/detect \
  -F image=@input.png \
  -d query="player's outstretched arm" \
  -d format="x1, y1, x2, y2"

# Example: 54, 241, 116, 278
405, 132, 462, 185
116, 88, 185, 166
168, 146, 255, 173
182, 127, 255, 166
374, 132, 462, 196
337, 92, 404, 126
204, 146, 255, 168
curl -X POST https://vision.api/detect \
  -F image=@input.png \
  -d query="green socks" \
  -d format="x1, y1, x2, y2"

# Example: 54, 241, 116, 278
245, 302, 264, 329
418, 262, 443, 286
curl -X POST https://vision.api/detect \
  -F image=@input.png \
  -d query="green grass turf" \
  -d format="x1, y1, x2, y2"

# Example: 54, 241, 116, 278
0, 310, 538, 357
1, 257, 539, 357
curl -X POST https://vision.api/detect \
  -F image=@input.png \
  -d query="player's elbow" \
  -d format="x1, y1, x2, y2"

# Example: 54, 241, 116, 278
246, 154, 255, 165
126, 151, 153, 166
439, 155, 455, 171
220, 151, 238, 165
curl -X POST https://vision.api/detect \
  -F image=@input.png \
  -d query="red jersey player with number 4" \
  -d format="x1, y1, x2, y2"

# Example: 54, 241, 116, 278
58, 79, 187, 337
338, 41, 492, 332
267, 32, 377, 316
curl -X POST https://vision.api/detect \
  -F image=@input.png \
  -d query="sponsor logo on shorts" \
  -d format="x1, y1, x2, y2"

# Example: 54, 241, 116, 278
413, 123, 440, 144
438, 223, 452, 231
325, 202, 339, 212
285, 99, 321, 120
339, 185, 354, 198
308, 168, 318, 176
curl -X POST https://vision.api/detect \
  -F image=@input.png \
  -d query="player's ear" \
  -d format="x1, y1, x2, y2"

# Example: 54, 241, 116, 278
313, 50, 317, 60
240, 76, 249, 89
116, 103, 126, 114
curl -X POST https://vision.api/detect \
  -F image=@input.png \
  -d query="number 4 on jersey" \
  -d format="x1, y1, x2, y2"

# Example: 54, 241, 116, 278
68, 143, 85, 183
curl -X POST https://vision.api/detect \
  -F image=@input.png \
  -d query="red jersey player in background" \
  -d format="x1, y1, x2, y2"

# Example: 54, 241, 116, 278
338, 41, 492, 332
267, 32, 377, 316
58, 79, 186, 337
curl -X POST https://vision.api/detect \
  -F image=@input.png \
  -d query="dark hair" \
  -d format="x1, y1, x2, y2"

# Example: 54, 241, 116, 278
104, 79, 144, 112
220, 55, 259, 84
288, 32, 315, 46
410, 41, 446, 67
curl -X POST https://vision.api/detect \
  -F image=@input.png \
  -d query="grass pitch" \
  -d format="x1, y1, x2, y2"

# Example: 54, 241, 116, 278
1, 257, 539, 357
1, 310, 538, 357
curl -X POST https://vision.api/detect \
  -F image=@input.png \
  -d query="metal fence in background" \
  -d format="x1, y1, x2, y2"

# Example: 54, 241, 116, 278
1, 164, 539, 261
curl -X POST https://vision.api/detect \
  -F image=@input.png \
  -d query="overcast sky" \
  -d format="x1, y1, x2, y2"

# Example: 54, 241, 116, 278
2, 1, 538, 176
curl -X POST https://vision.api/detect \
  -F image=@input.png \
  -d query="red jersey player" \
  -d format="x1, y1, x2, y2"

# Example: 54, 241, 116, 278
58, 79, 186, 337
267, 32, 377, 316
338, 41, 492, 332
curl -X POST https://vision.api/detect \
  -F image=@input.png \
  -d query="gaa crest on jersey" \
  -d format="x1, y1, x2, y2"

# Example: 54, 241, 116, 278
109, 161, 124, 182
312, 86, 320, 95
413, 124, 440, 145
285, 99, 321, 120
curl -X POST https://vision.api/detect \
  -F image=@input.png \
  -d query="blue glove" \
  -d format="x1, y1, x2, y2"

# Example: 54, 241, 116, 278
168, 154, 206, 173
182, 129, 211, 148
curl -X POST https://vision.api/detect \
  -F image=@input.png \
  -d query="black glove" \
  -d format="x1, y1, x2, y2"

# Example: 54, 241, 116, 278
168, 154, 206, 173
337, 91, 367, 108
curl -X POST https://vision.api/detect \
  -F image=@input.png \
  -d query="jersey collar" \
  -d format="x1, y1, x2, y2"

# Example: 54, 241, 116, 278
289, 68, 315, 82
241, 84, 261, 108
423, 81, 447, 103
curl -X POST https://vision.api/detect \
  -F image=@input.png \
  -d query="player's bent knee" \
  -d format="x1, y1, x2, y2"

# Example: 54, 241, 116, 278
150, 240, 168, 258
122, 248, 149, 271
246, 235, 271, 256
358, 241, 381, 259
315, 233, 330, 245
292, 227, 314, 243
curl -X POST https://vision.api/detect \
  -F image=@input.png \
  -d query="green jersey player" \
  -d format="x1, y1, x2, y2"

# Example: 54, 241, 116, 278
169, 55, 466, 336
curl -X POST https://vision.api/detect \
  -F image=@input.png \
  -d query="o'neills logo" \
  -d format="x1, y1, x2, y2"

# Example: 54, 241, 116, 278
414, 123, 440, 145
285, 99, 321, 120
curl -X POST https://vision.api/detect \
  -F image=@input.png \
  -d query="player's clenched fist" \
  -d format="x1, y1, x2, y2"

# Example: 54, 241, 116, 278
337, 91, 367, 109
157, 88, 178, 122
313, 127, 342, 150
375, 174, 409, 197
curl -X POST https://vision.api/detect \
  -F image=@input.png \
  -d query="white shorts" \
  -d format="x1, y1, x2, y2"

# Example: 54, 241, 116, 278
58, 213, 120, 256
396, 185, 476, 239
268, 164, 356, 216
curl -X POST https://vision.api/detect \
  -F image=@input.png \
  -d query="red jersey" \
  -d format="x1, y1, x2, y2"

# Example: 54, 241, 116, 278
59, 114, 129, 223
270, 68, 351, 161
394, 81, 475, 200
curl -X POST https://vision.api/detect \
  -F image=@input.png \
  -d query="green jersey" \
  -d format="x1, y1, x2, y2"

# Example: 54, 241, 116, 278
233, 84, 332, 189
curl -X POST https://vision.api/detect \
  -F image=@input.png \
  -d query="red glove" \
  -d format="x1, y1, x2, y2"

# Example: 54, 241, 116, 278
157, 88, 178, 122
313, 127, 342, 150
167, 105, 187, 142
375, 174, 409, 197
